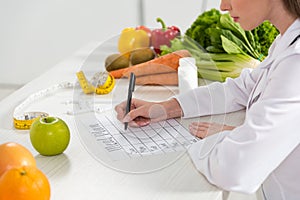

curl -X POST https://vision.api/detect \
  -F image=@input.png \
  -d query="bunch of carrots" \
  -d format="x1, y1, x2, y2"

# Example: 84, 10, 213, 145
109, 49, 191, 85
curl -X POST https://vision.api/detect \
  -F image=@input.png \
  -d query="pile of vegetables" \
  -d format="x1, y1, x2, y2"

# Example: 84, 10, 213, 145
106, 18, 184, 85
161, 8, 279, 82
109, 50, 191, 85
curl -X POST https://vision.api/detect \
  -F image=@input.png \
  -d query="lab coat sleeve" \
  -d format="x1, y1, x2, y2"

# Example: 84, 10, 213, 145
175, 67, 260, 118
188, 54, 300, 193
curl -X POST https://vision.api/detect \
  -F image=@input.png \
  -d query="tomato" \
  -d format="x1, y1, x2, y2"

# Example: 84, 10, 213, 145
0, 166, 50, 200
0, 142, 36, 176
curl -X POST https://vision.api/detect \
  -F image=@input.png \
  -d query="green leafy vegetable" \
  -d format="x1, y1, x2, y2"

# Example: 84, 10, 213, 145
184, 8, 279, 59
220, 35, 246, 55
185, 9, 221, 49
161, 36, 259, 82
160, 8, 279, 82
251, 21, 279, 56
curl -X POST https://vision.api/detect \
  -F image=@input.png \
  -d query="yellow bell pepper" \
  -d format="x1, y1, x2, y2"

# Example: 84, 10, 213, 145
118, 28, 150, 54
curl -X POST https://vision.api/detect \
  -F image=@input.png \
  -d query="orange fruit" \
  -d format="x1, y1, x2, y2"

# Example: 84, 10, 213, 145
0, 142, 36, 177
0, 166, 51, 200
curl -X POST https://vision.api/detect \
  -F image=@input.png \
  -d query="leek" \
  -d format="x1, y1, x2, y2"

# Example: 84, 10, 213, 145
195, 53, 259, 82
161, 36, 260, 82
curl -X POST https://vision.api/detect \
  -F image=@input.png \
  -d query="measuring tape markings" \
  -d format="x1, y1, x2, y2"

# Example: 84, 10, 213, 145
13, 112, 49, 130
76, 71, 115, 95
76, 71, 95, 94
13, 82, 74, 130
13, 71, 115, 130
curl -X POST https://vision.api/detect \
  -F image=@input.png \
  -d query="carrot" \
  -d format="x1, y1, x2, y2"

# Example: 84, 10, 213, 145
135, 72, 178, 85
109, 50, 191, 79
125, 63, 176, 77
109, 68, 126, 79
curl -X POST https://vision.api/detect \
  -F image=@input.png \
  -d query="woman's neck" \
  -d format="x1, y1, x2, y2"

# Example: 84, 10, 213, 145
269, 2, 297, 35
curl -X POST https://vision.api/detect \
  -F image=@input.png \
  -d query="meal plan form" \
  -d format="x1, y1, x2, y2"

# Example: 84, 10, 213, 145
80, 112, 199, 161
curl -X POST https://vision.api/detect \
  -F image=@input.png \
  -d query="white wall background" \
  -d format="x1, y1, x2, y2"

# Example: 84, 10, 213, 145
0, 0, 220, 86
143, 0, 221, 32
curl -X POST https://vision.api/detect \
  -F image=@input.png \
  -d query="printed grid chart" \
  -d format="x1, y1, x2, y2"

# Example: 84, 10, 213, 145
84, 113, 199, 160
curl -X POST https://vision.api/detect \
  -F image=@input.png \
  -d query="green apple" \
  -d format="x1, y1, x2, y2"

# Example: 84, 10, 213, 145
29, 116, 70, 156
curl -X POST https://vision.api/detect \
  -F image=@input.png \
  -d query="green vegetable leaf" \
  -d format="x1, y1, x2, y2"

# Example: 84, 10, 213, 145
184, 8, 279, 59
185, 8, 221, 49
221, 29, 260, 58
219, 14, 260, 59
251, 21, 279, 56
221, 35, 246, 55
162, 8, 279, 82
219, 14, 247, 43
206, 46, 224, 53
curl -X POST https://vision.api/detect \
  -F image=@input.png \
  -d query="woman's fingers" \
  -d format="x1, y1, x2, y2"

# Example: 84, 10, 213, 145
115, 101, 127, 121
128, 117, 151, 127
189, 122, 236, 138
115, 98, 155, 128
189, 124, 210, 138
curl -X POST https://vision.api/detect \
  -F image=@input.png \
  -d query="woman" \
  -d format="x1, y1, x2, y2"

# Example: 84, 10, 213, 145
115, 0, 300, 199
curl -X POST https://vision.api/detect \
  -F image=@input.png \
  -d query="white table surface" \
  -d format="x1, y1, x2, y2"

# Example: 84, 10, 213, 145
0, 41, 246, 200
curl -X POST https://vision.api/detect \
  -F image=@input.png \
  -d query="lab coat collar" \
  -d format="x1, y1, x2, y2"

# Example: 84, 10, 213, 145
259, 18, 300, 69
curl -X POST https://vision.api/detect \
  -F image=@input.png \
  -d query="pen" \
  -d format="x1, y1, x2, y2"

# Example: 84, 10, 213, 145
124, 72, 136, 130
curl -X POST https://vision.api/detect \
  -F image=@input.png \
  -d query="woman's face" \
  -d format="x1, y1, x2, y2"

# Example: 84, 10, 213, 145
220, 0, 272, 30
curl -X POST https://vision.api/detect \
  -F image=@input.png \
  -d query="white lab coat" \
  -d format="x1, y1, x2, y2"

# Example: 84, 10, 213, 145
175, 19, 300, 200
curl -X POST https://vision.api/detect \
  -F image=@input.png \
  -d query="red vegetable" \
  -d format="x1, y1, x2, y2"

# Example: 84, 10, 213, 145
151, 18, 180, 54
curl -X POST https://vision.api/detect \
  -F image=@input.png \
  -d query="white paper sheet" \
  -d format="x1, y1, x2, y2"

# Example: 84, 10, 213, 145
78, 112, 199, 161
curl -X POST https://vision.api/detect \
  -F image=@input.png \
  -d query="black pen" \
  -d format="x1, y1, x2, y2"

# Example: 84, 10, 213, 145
124, 72, 136, 130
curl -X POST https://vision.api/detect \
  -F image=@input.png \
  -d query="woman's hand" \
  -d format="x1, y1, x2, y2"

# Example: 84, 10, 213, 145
115, 98, 182, 128
189, 122, 235, 139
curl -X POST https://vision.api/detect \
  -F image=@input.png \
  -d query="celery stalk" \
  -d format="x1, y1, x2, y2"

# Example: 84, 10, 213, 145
197, 68, 241, 82
195, 53, 259, 81
161, 36, 260, 82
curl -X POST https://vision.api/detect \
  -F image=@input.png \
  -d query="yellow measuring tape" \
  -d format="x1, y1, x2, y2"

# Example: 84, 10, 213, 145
13, 70, 114, 130
76, 71, 115, 95
13, 82, 73, 130
14, 112, 49, 130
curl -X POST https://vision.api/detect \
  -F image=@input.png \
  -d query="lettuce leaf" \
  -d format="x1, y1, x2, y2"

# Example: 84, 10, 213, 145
184, 8, 279, 59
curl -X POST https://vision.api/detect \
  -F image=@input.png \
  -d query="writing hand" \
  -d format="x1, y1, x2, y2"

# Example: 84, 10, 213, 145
115, 98, 182, 128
